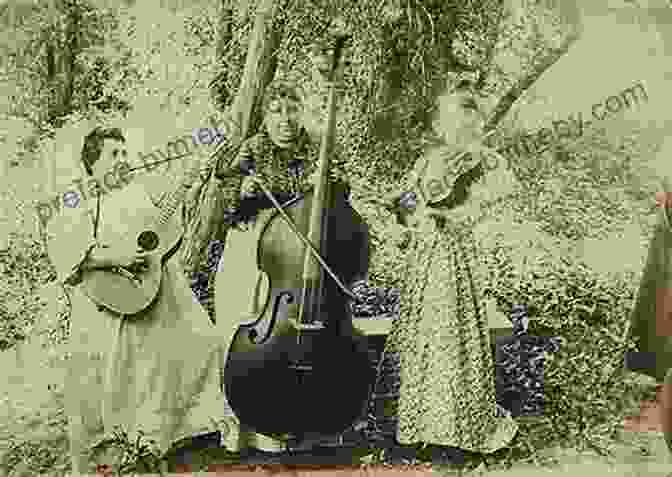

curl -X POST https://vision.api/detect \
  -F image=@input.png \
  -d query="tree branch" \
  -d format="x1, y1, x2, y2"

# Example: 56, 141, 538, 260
181, 0, 280, 282
476, 0, 506, 91
229, 0, 279, 142
484, 32, 578, 133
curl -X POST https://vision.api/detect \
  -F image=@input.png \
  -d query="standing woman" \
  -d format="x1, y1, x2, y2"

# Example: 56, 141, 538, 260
626, 163, 672, 452
373, 80, 519, 461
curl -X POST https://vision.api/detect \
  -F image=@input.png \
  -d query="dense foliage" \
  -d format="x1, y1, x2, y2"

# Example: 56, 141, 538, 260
488, 245, 641, 455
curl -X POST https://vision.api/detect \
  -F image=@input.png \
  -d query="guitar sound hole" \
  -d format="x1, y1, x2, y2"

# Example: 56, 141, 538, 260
138, 231, 159, 251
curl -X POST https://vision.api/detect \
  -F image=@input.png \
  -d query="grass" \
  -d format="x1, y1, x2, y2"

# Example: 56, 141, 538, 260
1, 391, 668, 477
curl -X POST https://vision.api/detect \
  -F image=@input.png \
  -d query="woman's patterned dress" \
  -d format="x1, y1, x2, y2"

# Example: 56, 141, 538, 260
371, 144, 519, 453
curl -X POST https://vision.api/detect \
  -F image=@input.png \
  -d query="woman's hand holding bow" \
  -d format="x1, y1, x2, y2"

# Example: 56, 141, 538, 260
421, 199, 481, 225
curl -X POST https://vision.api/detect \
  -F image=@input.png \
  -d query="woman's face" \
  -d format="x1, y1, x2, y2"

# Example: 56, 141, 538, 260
264, 97, 302, 149
433, 91, 485, 148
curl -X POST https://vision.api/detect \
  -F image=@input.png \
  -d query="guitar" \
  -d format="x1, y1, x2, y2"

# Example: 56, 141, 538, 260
80, 156, 207, 316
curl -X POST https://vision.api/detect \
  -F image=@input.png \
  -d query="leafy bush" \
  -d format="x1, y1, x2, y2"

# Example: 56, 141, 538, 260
495, 304, 563, 418
480, 220, 644, 459
1, 437, 69, 477
2, 0, 120, 128
90, 427, 164, 475
0, 335, 70, 477
0, 233, 58, 351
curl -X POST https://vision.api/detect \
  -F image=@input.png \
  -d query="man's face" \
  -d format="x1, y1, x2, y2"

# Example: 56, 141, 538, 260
264, 97, 302, 149
91, 138, 128, 180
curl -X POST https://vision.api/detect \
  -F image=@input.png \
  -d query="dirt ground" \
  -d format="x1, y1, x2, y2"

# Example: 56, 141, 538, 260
157, 430, 670, 477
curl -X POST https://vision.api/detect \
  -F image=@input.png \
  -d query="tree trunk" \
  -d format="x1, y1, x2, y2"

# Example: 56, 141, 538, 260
43, 0, 59, 125
60, 0, 79, 121
47, 0, 80, 127
45, 42, 56, 81
180, 0, 280, 321
228, 0, 279, 139
210, 0, 234, 108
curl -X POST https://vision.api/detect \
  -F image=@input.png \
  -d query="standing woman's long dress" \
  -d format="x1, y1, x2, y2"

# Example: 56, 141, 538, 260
373, 144, 519, 452
626, 181, 672, 382
45, 174, 232, 474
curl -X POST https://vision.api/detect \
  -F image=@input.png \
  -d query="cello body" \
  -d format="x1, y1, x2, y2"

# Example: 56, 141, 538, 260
222, 182, 372, 437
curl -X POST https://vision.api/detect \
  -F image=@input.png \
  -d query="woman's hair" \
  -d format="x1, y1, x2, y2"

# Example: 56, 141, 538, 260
260, 79, 304, 115
81, 127, 125, 175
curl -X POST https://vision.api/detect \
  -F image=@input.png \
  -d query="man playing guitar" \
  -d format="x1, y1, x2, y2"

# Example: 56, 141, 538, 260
44, 127, 232, 474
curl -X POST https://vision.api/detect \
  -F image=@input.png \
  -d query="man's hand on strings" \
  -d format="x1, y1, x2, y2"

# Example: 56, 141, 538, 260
240, 174, 259, 199
86, 245, 150, 271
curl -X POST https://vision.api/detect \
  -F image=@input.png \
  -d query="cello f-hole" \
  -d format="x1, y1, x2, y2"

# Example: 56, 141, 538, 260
252, 291, 293, 344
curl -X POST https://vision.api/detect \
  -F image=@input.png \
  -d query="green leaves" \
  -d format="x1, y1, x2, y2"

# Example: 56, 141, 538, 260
91, 427, 164, 475
485, 240, 641, 459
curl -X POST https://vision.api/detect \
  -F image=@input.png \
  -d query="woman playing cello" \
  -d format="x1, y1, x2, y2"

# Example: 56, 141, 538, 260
213, 75, 367, 453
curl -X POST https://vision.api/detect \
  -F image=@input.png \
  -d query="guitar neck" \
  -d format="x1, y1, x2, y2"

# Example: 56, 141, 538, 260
155, 184, 187, 226
154, 164, 199, 228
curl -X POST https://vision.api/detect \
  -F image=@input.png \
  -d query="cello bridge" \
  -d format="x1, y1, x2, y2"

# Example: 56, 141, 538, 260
289, 362, 314, 372
288, 318, 325, 331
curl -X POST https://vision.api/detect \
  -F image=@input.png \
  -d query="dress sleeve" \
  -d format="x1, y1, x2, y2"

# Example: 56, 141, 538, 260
44, 208, 97, 286
385, 154, 429, 209
215, 138, 254, 219
418, 148, 453, 205
658, 176, 672, 229
474, 148, 518, 205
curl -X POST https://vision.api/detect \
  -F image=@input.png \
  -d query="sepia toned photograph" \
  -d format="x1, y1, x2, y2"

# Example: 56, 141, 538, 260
0, 0, 671, 476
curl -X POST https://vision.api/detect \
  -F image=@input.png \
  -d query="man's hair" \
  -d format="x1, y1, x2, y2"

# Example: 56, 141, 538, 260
260, 79, 304, 115
81, 127, 125, 175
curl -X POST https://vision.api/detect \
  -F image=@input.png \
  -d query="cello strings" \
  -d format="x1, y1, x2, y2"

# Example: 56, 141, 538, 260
250, 173, 356, 301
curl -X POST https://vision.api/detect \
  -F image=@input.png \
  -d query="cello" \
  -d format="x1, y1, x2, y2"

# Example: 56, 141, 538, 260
221, 35, 372, 439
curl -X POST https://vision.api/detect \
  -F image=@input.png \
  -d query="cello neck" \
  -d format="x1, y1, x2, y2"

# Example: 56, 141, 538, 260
302, 36, 347, 282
